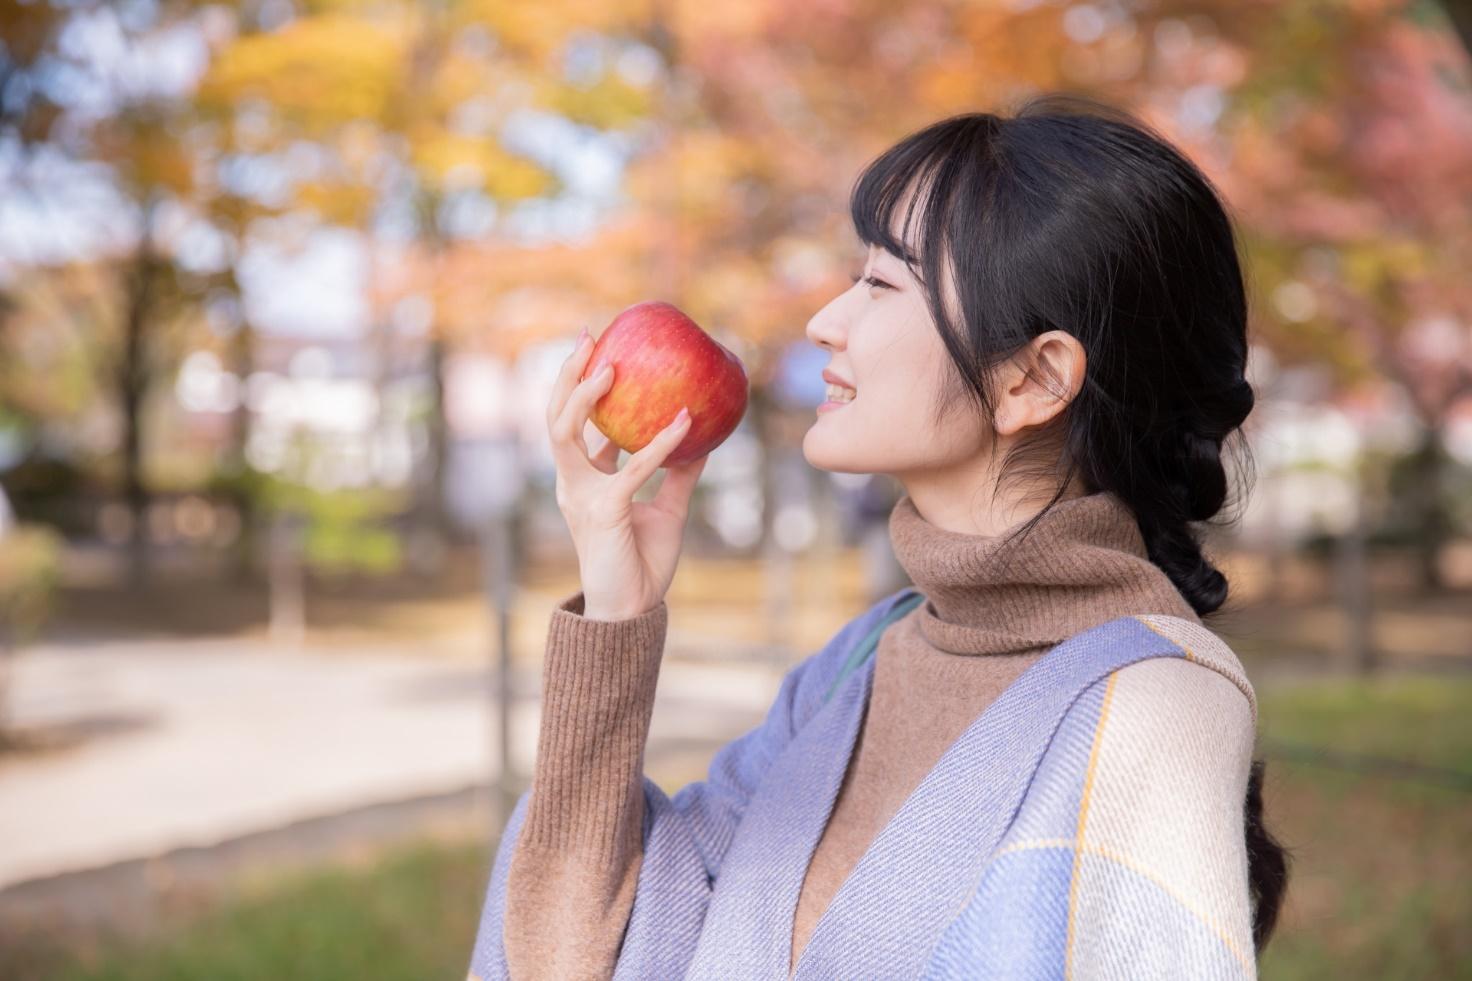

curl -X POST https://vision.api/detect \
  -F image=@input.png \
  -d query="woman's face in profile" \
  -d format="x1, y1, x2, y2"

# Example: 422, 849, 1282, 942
802, 230, 992, 480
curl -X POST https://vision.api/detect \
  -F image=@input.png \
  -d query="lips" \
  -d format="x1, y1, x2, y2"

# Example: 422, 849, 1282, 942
822, 368, 855, 389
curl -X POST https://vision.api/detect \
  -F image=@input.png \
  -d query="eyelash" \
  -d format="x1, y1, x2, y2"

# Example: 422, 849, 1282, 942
850, 273, 893, 291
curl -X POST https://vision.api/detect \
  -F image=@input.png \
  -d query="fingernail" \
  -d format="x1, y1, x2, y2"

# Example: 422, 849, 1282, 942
675, 407, 690, 426
577, 326, 591, 346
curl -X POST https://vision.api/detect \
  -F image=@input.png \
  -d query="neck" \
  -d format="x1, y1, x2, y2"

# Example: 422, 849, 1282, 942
899, 472, 1091, 537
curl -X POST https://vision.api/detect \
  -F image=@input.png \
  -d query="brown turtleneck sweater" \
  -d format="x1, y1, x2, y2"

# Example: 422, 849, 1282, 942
501, 490, 1201, 981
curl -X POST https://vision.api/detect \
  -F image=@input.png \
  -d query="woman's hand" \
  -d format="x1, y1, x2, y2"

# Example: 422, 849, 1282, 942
547, 327, 710, 621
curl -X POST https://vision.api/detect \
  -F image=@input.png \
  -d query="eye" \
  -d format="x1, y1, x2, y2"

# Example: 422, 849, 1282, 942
849, 272, 893, 291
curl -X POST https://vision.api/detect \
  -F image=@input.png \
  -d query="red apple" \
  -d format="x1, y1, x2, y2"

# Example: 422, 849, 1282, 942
582, 301, 749, 467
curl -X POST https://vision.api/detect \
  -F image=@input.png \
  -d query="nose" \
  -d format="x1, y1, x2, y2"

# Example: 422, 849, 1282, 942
805, 290, 848, 351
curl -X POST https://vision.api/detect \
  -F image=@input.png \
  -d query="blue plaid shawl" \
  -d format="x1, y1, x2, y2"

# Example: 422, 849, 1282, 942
469, 587, 1259, 979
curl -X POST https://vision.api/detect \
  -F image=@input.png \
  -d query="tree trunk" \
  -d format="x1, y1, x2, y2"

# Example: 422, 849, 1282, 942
1409, 425, 1449, 593
120, 253, 157, 587
424, 331, 453, 544
226, 318, 258, 581
1338, 459, 1377, 676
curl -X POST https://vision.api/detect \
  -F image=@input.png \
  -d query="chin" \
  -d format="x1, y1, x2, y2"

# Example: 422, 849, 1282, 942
802, 423, 872, 475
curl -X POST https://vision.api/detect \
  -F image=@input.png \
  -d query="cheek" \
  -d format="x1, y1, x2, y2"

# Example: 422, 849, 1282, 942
859, 327, 948, 432
804, 323, 989, 472
861, 375, 979, 449
802, 375, 988, 474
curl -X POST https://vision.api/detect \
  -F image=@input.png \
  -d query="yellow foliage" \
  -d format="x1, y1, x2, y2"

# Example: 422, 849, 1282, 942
623, 129, 760, 217
459, 0, 655, 60
534, 74, 653, 129
200, 15, 408, 125
428, 48, 496, 113
294, 180, 379, 225
410, 134, 556, 200
1342, 238, 1432, 292
295, 0, 386, 12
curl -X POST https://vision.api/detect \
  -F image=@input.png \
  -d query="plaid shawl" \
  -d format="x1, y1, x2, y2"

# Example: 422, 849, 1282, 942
469, 587, 1258, 979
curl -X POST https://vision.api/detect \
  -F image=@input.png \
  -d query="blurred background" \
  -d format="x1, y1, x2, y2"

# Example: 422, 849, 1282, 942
1, 0, 1470, 978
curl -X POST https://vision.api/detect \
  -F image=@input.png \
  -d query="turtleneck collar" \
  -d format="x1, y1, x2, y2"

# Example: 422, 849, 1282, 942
887, 490, 1201, 657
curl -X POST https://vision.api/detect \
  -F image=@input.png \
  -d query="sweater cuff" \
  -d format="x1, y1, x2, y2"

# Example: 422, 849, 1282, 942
522, 589, 668, 854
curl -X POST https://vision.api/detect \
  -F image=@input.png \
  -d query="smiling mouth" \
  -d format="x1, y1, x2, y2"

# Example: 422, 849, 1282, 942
823, 382, 856, 404
817, 390, 854, 416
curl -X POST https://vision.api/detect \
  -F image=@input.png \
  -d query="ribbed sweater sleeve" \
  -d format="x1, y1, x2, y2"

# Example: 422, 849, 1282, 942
503, 589, 668, 981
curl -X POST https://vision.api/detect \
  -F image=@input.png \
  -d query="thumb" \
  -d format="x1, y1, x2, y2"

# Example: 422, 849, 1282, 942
651, 453, 708, 519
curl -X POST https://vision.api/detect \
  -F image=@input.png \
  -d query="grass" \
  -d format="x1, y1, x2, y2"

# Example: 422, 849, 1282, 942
1256, 675, 1472, 979
17, 676, 1471, 981
40, 840, 492, 981
1258, 674, 1471, 785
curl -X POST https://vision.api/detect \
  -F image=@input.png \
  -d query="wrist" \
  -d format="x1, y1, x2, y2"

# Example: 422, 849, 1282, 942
582, 600, 653, 615
581, 596, 655, 621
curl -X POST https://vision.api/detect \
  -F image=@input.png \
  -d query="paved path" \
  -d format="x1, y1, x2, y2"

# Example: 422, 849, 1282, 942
0, 633, 781, 891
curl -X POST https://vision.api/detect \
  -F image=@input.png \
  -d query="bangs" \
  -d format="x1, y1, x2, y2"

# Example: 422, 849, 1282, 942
849, 115, 987, 284
849, 148, 936, 271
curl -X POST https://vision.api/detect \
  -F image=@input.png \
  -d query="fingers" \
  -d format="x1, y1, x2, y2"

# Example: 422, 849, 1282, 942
550, 362, 614, 456
651, 451, 708, 519
611, 407, 691, 498
545, 327, 595, 431
589, 427, 621, 474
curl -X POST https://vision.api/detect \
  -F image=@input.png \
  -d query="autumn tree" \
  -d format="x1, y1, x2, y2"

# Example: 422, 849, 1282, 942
198, 1, 617, 545
0, 0, 230, 581
1211, 0, 1472, 590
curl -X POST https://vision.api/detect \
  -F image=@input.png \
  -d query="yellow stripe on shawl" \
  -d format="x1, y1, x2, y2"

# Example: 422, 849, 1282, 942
995, 836, 1254, 975
1065, 670, 1120, 980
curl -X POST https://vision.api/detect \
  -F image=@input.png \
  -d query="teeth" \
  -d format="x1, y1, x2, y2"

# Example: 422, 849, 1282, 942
825, 382, 856, 403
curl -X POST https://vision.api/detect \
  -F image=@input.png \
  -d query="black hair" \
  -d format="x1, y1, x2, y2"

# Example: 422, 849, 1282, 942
851, 93, 1291, 954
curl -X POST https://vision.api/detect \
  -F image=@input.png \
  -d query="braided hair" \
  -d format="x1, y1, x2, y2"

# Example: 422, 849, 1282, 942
850, 93, 1291, 953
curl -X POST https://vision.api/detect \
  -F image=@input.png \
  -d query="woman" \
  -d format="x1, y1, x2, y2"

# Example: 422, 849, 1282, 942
469, 94, 1291, 980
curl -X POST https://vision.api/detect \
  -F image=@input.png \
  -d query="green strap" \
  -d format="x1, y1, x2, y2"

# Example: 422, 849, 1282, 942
820, 589, 925, 708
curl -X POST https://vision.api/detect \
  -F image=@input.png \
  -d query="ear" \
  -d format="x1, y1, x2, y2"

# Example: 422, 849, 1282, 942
1009, 331, 1085, 428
